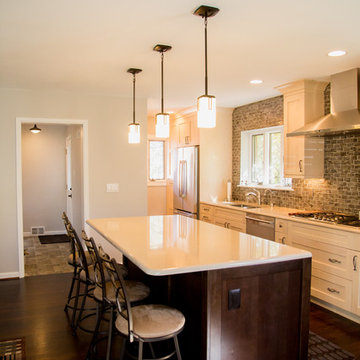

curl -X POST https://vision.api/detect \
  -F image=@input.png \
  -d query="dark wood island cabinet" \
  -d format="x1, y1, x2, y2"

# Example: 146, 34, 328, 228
88, 215, 311, 360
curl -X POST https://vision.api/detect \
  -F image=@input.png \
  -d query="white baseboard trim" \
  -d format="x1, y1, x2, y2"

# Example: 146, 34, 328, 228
24, 230, 67, 237
0, 272, 20, 279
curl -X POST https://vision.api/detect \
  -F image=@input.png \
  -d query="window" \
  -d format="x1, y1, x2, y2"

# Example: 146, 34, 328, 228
240, 125, 291, 188
148, 140, 165, 181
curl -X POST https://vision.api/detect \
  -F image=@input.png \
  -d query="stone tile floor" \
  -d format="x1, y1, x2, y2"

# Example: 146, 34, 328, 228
24, 236, 73, 276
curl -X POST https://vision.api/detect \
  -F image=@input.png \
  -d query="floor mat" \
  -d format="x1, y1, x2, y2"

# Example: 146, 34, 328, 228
39, 234, 69, 244
308, 331, 356, 359
0, 338, 24, 359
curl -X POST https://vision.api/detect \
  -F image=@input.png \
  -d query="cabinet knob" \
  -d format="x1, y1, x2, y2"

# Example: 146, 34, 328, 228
279, 224, 283, 228
281, 237, 286, 244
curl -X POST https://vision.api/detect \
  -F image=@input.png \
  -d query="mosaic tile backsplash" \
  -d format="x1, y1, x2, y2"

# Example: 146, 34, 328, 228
232, 85, 360, 216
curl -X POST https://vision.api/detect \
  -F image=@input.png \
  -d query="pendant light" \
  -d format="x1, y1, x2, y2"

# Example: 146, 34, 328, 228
153, 44, 172, 138
30, 124, 41, 133
127, 68, 142, 144
194, 5, 219, 128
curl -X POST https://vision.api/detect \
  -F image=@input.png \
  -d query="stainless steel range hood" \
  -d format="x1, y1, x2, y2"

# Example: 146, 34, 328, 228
287, 68, 360, 137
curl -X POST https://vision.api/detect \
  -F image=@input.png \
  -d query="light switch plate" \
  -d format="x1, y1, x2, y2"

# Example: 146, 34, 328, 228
107, 183, 119, 192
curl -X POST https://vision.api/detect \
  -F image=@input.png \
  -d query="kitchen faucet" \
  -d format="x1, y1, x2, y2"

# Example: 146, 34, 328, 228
245, 188, 261, 205
264, 189, 274, 208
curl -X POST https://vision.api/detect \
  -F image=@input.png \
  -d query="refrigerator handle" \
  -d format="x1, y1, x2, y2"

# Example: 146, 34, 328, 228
178, 160, 183, 197
182, 160, 187, 198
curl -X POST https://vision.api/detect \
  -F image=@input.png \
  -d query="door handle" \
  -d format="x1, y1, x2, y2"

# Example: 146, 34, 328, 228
68, 194, 72, 198
245, 216, 274, 225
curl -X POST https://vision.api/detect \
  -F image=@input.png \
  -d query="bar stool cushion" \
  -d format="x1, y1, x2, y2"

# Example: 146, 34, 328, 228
68, 251, 93, 266
93, 280, 150, 303
115, 304, 185, 339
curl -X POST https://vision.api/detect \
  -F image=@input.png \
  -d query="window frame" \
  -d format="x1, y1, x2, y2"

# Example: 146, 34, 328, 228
240, 125, 290, 189
147, 138, 167, 186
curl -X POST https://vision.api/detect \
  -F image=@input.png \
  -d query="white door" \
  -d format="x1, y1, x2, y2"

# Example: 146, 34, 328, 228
65, 136, 73, 222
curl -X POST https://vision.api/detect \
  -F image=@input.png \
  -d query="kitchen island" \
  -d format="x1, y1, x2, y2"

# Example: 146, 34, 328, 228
87, 215, 311, 360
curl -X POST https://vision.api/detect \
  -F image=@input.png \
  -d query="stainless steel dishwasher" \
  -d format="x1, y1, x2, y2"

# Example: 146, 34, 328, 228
246, 213, 275, 241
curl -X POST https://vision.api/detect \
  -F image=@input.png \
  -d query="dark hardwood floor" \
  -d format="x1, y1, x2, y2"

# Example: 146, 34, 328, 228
0, 273, 359, 360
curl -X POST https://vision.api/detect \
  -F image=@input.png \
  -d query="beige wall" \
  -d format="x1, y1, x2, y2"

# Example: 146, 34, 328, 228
22, 124, 67, 233
199, 107, 233, 203
67, 125, 83, 235
0, 88, 147, 276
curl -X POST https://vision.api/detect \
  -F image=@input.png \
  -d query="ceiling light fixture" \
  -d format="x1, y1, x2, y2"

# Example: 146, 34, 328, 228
194, 5, 219, 128
30, 124, 41, 133
154, 44, 172, 138
250, 79, 263, 84
127, 68, 142, 144
328, 50, 346, 57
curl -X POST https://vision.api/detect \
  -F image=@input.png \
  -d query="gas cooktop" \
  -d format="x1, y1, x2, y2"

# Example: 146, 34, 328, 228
288, 212, 360, 227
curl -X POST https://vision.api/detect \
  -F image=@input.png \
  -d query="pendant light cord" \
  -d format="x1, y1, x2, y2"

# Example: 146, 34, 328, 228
161, 51, 164, 113
132, 73, 136, 124
204, 16, 208, 95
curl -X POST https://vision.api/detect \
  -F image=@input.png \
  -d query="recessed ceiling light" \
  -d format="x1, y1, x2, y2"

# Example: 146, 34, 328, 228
328, 50, 346, 57
250, 79, 263, 84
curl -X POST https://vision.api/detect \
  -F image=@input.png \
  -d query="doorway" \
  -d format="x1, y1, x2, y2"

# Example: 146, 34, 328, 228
16, 118, 89, 278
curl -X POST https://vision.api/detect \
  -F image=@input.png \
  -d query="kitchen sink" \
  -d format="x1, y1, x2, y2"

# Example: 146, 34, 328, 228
230, 204, 259, 209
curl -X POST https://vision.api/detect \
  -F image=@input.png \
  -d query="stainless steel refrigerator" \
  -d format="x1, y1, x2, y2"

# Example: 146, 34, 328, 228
173, 146, 199, 218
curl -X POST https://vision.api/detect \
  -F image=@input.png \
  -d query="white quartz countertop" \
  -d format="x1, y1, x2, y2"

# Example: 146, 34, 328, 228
87, 215, 310, 276
201, 201, 360, 234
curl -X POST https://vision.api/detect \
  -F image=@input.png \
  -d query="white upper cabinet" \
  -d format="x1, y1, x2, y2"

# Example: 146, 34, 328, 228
276, 80, 328, 178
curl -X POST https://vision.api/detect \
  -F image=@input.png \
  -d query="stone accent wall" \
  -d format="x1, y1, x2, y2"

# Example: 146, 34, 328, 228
232, 84, 360, 216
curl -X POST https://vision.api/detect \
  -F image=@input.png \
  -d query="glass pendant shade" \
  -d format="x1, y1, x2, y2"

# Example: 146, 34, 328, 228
128, 122, 140, 144
197, 95, 216, 128
30, 124, 41, 133
155, 113, 170, 138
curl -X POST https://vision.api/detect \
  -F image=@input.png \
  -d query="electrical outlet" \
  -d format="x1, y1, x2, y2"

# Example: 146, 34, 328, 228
228, 288, 241, 310
106, 183, 119, 193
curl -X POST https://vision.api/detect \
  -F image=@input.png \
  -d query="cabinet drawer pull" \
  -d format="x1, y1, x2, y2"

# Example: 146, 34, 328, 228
202, 216, 209, 220
327, 287, 340, 294
203, 208, 210, 211
328, 258, 342, 264
353, 255, 358, 271
299, 159, 303, 173
281, 237, 286, 244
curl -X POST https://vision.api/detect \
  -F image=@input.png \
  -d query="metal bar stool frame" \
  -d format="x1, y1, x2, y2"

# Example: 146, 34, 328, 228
106, 259, 184, 360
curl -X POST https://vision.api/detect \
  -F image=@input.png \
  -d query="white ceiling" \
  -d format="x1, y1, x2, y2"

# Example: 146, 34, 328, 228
1, 0, 360, 114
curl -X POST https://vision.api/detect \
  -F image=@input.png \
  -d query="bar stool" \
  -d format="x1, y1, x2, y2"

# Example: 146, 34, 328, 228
82, 235, 150, 360
105, 258, 185, 360
65, 224, 96, 334
62, 212, 93, 317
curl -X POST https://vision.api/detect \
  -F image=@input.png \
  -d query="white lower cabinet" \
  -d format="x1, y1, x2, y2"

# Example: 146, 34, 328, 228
199, 205, 360, 319
214, 207, 246, 233
199, 203, 246, 233
287, 221, 360, 317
